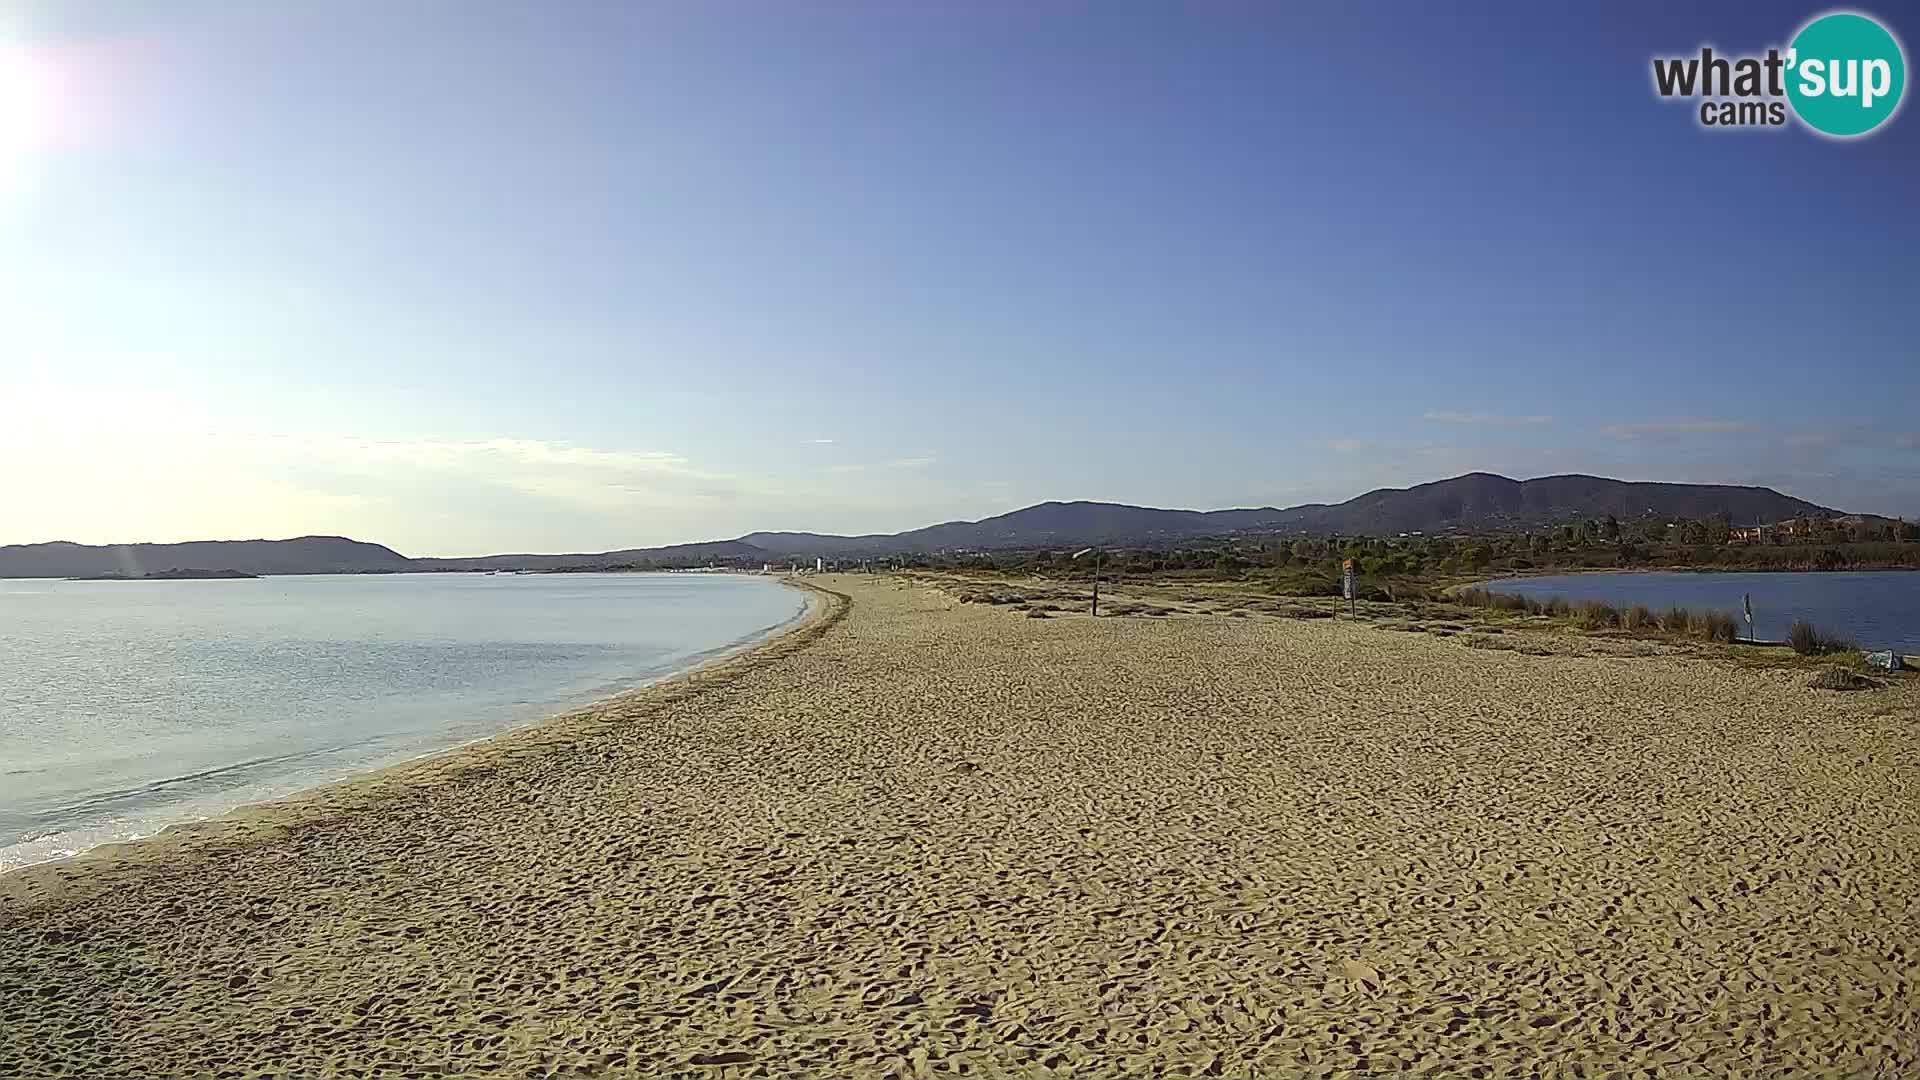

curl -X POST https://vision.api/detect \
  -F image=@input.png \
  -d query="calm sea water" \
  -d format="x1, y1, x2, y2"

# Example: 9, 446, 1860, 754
0, 572, 805, 870
1479, 571, 1920, 653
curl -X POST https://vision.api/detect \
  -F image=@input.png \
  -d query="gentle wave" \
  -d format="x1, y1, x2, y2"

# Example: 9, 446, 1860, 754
0, 572, 807, 871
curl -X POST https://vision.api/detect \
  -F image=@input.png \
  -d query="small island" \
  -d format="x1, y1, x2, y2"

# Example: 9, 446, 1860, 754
68, 568, 263, 581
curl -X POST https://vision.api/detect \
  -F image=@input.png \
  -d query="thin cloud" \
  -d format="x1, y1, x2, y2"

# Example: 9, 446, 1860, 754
1326, 438, 1474, 459
1785, 432, 1838, 449
804, 438, 836, 445
1422, 410, 1553, 427
1599, 417, 1750, 440
226, 434, 735, 511
825, 456, 935, 474
0, 398, 823, 549
240, 434, 695, 479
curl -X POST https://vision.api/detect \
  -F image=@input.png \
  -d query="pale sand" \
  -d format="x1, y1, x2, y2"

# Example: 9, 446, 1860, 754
2, 574, 1916, 1078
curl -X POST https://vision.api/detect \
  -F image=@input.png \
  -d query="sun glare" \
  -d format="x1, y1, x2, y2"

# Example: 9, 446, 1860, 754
0, 45, 54, 192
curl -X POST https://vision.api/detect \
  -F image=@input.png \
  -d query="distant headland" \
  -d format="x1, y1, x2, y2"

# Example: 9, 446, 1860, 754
69, 568, 264, 581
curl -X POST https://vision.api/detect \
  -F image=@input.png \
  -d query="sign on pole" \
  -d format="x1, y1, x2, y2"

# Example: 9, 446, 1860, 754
1342, 558, 1356, 615
1743, 592, 1753, 642
1072, 547, 1099, 617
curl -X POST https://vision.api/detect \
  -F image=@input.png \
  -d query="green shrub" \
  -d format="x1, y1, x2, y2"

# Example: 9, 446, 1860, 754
1694, 609, 1739, 643
1787, 619, 1858, 656
1454, 588, 1549, 614
1573, 600, 1621, 629
1268, 569, 1343, 598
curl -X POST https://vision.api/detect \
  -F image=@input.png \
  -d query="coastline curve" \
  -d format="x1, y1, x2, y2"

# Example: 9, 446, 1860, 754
0, 576, 853, 907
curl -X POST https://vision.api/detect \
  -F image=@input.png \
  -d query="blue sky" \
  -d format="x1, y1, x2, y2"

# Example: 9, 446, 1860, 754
3, 1, 1915, 555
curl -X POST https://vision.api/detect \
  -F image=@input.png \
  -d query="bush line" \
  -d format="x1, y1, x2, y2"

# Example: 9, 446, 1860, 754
1452, 588, 1742, 643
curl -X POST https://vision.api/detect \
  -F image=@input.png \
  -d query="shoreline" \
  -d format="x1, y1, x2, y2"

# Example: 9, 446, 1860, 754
1468, 563, 1920, 582
0, 576, 843, 897
5, 573, 1913, 1077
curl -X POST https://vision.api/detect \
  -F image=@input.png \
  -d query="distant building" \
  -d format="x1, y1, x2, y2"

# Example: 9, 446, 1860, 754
1729, 517, 1817, 545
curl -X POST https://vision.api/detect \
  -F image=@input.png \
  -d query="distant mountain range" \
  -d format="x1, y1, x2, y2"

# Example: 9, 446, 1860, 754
0, 536, 412, 579
0, 473, 1839, 577
1283, 472, 1831, 537
742, 473, 1832, 557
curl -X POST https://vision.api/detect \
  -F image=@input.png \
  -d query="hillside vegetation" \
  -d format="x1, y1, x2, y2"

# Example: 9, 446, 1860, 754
916, 512, 1920, 600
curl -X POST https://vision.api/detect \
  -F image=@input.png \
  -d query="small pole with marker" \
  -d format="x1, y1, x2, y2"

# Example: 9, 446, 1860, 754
1072, 547, 1100, 617
1744, 592, 1753, 644
1343, 558, 1356, 617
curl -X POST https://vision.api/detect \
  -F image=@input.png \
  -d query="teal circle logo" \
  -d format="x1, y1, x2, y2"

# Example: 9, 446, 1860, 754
1786, 12, 1906, 137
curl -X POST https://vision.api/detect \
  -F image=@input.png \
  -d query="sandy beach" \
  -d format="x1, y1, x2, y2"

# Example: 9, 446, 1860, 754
3, 573, 1916, 1078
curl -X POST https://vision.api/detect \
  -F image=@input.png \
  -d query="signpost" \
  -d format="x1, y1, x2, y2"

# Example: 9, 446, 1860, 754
1342, 558, 1356, 616
1072, 547, 1101, 617
1744, 592, 1753, 643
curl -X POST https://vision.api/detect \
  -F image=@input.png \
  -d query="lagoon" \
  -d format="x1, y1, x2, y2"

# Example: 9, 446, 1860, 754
1479, 570, 1920, 653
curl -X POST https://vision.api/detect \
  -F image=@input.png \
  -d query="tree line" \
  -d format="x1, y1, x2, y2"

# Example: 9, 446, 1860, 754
921, 511, 1920, 593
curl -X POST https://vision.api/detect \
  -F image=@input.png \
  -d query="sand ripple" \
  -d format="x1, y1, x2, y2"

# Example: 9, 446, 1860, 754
3, 575, 1916, 1078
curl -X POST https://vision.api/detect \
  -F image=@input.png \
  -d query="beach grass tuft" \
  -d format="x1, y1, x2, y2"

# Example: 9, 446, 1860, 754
1693, 609, 1739, 643
1788, 619, 1858, 656
1453, 588, 1739, 643
1573, 600, 1620, 629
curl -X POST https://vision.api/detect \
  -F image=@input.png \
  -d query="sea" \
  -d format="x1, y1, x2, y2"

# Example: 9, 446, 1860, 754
0, 572, 807, 871
1477, 570, 1920, 654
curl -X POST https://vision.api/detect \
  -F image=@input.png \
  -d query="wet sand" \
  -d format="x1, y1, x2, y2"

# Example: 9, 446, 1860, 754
3, 574, 1916, 1078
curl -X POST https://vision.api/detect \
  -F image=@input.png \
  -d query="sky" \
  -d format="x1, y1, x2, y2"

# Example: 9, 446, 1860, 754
2, 1, 1916, 556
